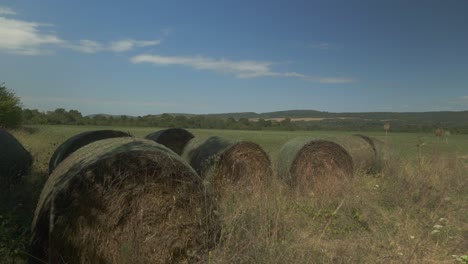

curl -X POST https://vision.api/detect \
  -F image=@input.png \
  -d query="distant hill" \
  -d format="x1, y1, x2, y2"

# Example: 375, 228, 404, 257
205, 110, 468, 124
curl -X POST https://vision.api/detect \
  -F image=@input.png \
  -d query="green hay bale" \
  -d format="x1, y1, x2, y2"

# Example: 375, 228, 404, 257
48, 130, 131, 174
0, 129, 32, 188
277, 138, 353, 197
328, 135, 377, 173
145, 128, 194, 155
182, 136, 272, 199
31, 138, 218, 264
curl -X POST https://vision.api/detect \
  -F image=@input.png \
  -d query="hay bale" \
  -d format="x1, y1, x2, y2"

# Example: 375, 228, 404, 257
48, 130, 131, 174
182, 136, 272, 198
0, 129, 32, 188
277, 138, 353, 197
31, 138, 218, 264
330, 135, 377, 173
145, 128, 194, 155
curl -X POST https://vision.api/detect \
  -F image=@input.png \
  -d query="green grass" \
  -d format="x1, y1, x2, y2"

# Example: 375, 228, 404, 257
2, 125, 468, 263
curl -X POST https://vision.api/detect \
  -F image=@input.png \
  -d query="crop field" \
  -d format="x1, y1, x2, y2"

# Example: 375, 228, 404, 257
2, 125, 468, 263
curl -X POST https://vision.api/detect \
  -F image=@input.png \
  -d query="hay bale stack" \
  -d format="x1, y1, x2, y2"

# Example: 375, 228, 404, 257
48, 130, 131, 174
31, 138, 217, 264
0, 129, 32, 188
277, 138, 353, 197
145, 128, 194, 155
182, 136, 272, 198
330, 135, 377, 173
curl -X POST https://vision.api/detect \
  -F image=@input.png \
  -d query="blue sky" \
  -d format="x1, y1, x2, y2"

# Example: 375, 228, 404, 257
0, 0, 467, 115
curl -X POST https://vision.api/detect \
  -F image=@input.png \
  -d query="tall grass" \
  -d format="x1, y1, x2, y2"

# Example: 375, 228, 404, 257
209, 152, 467, 263
1, 126, 467, 263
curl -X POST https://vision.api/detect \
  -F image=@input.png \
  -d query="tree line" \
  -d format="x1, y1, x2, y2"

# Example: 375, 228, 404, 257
1, 83, 467, 133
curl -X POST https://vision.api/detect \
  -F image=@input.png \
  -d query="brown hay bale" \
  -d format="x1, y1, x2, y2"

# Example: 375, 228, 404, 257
145, 128, 194, 155
182, 136, 272, 199
330, 135, 377, 173
0, 129, 32, 188
31, 138, 218, 264
277, 138, 353, 198
48, 130, 131, 174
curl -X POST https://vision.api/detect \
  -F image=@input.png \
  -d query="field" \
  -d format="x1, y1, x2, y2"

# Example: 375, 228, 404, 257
2, 125, 468, 263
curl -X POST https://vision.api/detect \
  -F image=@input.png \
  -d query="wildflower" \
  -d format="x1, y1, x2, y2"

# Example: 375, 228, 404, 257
431, 230, 440, 235
433, 224, 443, 229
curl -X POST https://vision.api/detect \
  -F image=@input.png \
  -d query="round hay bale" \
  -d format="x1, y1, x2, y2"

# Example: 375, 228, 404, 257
145, 128, 194, 155
31, 138, 218, 264
330, 135, 377, 173
277, 138, 353, 197
369, 137, 394, 172
182, 136, 272, 198
48, 130, 131, 174
0, 129, 32, 188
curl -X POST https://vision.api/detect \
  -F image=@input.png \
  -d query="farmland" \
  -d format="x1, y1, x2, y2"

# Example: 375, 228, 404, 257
2, 125, 468, 263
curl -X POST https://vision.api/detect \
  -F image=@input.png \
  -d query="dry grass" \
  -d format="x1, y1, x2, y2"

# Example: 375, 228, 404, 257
1, 126, 467, 263
210, 151, 467, 263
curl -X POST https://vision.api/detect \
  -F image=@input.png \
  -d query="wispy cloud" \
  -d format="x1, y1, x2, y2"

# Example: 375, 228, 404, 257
0, 6, 16, 15
309, 41, 334, 50
0, 16, 63, 55
65, 40, 103, 53
0, 6, 161, 55
109, 39, 161, 52
131, 54, 355, 83
131, 54, 277, 78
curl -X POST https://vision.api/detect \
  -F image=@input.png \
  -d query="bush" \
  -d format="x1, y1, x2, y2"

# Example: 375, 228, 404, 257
0, 83, 23, 128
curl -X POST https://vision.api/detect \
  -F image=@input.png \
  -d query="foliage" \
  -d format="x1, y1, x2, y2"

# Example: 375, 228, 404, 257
0, 83, 23, 128
21, 108, 468, 134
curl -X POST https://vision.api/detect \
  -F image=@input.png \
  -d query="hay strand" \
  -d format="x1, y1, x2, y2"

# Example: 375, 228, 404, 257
31, 138, 217, 264
182, 136, 272, 198
48, 130, 131, 174
277, 138, 353, 198
0, 129, 32, 188
145, 128, 194, 155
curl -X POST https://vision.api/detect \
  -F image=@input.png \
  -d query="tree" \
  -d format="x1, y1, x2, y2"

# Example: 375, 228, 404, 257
0, 83, 23, 128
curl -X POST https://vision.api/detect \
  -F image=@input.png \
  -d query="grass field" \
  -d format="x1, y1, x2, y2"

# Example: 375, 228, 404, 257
2, 125, 468, 263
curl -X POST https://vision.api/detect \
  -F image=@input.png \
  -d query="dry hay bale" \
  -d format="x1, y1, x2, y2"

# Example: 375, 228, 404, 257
330, 135, 377, 173
145, 128, 194, 155
182, 136, 272, 198
0, 128, 32, 188
31, 138, 218, 264
277, 138, 353, 198
369, 137, 395, 172
48, 129, 131, 174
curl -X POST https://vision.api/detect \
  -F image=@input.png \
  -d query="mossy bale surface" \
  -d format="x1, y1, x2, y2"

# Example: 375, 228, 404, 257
277, 138, 353, 197
182, 136, 272, 199
0, 128, 32, 188
145, 128, 194, 155
31, 138, 218, 264
48, 130, 131, 174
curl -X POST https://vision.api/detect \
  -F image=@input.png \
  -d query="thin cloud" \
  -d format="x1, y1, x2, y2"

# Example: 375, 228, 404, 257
309, 41, 333, 50
131, 54, 277, 78
0, 7, 161, 55
0, 16, 63, 55
0, 6, 16, 15
109, 39, 161, 52
65, 40, 103, 53
131, 54, 356, 83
